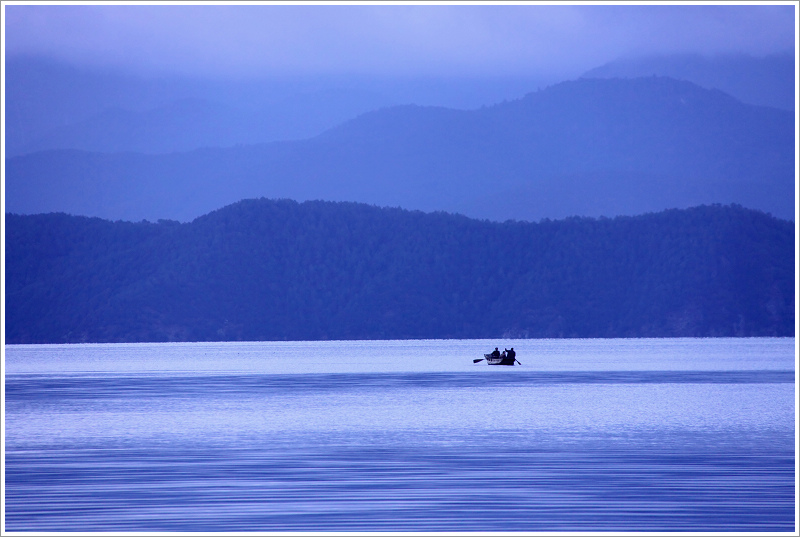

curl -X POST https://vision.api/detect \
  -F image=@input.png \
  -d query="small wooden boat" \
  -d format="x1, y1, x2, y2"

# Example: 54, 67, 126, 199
483, 353, 517, 366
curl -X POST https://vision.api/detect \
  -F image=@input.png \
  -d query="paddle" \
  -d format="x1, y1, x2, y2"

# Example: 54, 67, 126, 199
473, 358, 484, 363
515, 359, 522, 365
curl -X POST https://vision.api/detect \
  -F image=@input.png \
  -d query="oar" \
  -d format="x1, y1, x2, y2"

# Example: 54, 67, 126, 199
473, 358, 485, 363
515, 359, 522, 365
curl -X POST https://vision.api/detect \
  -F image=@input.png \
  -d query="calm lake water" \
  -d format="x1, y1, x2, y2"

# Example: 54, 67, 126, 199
4, 338, 796, 532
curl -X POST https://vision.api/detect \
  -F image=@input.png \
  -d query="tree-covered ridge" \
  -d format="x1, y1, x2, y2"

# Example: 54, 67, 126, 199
5, 200, 795, 343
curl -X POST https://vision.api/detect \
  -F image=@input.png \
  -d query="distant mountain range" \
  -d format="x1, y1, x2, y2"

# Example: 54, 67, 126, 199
6, 201, 794, 343
4, 55, 551, 157
6, 76, 795, 223
5, 52, 793, 158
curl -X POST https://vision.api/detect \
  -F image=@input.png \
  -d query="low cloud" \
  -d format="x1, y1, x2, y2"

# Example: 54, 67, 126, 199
4, 3, 795, 79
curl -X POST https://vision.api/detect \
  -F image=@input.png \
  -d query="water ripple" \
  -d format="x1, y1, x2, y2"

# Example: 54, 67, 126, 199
6, 439, 794, 532
6, 370, 794, 401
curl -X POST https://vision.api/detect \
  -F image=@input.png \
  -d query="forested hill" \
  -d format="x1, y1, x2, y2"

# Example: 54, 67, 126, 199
5, 200, 795, 343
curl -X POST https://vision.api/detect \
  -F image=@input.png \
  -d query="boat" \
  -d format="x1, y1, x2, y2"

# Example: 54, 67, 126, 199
483, 353, 517, 366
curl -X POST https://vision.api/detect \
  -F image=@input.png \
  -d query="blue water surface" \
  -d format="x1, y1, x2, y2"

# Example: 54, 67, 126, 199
4, 338, 796, 532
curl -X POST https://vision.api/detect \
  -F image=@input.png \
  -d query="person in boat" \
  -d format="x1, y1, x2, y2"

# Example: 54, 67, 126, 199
490, 348, 501, 359
506, 348, 516, 362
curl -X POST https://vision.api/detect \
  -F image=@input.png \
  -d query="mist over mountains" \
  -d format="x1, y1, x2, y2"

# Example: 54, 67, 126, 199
4, 55, 552, 157
6, 52, 793, 158
4, 52, 796, 344
6, 75, 794, 223
6, 201, 794, 343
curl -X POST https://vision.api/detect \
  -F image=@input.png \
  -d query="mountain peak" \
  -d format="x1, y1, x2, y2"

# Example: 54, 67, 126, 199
580, 52, 795, 111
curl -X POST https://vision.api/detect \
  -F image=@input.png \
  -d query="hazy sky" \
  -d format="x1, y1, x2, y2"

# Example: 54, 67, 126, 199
3, 2, 797, 79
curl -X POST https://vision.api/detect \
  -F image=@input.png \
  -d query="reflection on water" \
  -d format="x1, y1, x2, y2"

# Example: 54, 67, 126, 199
4, 339, 796, 531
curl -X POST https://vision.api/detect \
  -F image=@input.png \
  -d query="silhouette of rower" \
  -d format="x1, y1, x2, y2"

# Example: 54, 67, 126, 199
506, 348, 516, 362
